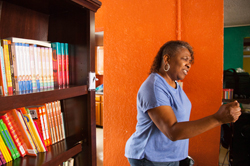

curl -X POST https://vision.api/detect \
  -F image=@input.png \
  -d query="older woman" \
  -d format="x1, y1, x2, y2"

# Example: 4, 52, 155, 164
125, 40, 241, 166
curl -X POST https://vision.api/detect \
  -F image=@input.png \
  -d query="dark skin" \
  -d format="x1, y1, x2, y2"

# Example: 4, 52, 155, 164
148, 47, 241, 141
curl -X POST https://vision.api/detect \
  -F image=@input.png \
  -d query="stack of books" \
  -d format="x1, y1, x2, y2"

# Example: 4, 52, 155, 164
0, 100, 66, 164
0, 37, 70, 95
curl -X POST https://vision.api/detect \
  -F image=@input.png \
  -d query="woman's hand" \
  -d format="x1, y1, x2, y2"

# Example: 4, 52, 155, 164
213, 101, 241, 124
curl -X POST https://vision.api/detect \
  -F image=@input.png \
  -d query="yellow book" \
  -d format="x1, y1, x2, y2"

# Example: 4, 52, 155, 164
1, 39, 13, 94
0, 133, 12, 162
22, 108, 46, 152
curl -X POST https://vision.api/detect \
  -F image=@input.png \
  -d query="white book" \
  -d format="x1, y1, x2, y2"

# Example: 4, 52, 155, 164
26, 44, 32, 91
6, 37, 51, 48
41, 48, 47, 89
45, 48, 51, 88
68, 158, 74, 166
33, 45, 40, 90
17, 43, 24, 92
38, 47, 44, 89
29, 45, 36, 90
49, 48, 54, 88
12, 43, 20, 92
21, 43, 28, 92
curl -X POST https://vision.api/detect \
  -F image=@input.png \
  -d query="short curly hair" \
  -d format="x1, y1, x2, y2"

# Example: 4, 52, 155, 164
150, 40, 194, 74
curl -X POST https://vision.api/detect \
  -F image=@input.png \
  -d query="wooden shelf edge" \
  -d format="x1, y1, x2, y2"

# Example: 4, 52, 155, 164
42, 143, 82, 166
0, 85, 88, 111
222, 99, 250, 104
72, 0, 102, 12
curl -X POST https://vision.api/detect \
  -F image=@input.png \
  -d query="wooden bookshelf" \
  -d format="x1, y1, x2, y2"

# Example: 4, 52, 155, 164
0, 0, 101, 165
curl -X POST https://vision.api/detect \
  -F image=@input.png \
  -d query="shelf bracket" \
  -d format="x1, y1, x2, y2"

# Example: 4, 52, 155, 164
88, 72, 97, 91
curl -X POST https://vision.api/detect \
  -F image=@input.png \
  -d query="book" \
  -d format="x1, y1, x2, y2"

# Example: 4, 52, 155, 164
28, 106, 47, 147
51, 42, 61, 88
61, 43, 65, 87
21, 108, 46, 152
11, 43, 22, 92
56, 100, 64, 140
0, 149, 6, 165
29, 45, 37, 90
65, 43, 69, 86
9, 109, 37, 156
41, 105, 51, 146
33, 45, 40, 90
33, 121, 47, 151
51, 102, 60, 142
37, 47, 43, 90
46, 103, 56, 144
48, 48, 54, 88
68, 158, 74, 166
6, 37, 51, 48
0, 133, 11, 162
1, 39, 13, 94
1, 113, 27, 157
0, 46, 8, 95
55, 101, 62, 141
17, 43, 25, 92
7, 40, 16, 93
0, 120, 20, 159
41, 48, 47, 89
0, 119, 17, 160
45, 48, 51, 88
44, 104, 52, 146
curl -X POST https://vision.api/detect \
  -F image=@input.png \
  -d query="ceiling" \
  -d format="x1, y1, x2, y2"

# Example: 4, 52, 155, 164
224, 0, 250, 27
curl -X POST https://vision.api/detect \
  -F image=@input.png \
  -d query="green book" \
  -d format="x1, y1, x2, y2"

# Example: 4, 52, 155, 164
0, 120, 20, 158
0, 119, 16, 160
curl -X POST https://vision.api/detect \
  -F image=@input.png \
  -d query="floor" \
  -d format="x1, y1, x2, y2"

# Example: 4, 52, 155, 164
96, 127, 103, 166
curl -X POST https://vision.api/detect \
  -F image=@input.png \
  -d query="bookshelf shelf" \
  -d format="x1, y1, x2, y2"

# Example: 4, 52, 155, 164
0, 0, 101, 165
0, 85, 88, 112
222, 99, 250, 104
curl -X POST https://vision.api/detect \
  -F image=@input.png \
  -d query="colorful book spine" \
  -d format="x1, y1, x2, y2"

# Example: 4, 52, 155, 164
0, 133, 11, 163
46, 103, 55, 144
33, 121, 47, 151
29, 45, 37, 90
41, 106, 50, 146
0, 120, 20, 159
44, 104, 52, 145
12, 109, 37, 156
37, 107, 48, 146
0, 119, 16, 160
8, 40, 16, 93
0, 150, 6, 165
61, 43, 65, 87
38, 47, 43, 90
48, 48, 54, 88
22, 108, 46, 152
0, 46, 8, 95
56, 101, 63, 140
2, 40, 13, 94
65, 43, 69, 86
17, 43, 24, 92
45, 48, 51, 88
51, 102, 59, 142
34, 45, 40, 90
41, 48, 47, 89
51, 42, 61, 88
1, 114, 26, 157
12, 43, 21, 92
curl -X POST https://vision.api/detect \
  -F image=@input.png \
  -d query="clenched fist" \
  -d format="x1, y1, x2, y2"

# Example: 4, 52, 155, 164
213, 101, 241, 124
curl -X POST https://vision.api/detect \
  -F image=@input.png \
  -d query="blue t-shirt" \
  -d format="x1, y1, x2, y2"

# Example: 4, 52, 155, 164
125, 73, 192, 162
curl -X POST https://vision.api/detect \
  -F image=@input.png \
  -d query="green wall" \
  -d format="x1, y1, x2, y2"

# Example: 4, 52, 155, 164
224, 26, 250, 70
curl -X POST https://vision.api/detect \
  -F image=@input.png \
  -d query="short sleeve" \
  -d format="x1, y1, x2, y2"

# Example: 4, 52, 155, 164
137, 76, 172, 113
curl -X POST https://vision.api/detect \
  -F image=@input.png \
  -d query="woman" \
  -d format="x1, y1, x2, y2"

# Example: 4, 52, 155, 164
125, 40, 241, 166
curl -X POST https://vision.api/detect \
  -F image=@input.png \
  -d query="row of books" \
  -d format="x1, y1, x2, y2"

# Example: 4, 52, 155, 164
0, 100, 65, 164
0, 37, 70, 95
60, 158, 74, 166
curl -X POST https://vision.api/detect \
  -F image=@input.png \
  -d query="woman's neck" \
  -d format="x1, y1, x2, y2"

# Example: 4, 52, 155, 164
157, 71, 176, 89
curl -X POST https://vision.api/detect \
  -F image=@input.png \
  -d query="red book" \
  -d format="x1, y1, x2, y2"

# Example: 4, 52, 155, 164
1, 113, 27, 157
51, 42, 62, 88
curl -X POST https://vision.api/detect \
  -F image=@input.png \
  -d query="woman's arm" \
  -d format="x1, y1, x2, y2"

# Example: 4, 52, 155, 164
147, 101, 241, 141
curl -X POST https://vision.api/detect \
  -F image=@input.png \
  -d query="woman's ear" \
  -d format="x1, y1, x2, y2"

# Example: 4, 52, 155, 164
163, 54, 170, 63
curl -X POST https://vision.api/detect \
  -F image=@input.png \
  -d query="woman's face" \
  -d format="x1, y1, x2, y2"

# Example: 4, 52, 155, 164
167, 47, 192, 81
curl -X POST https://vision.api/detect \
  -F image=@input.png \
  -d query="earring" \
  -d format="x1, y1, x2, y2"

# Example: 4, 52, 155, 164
164, 63, 170, 72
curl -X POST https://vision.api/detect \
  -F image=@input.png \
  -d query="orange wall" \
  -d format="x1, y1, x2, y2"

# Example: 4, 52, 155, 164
96, 1, 223, 166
